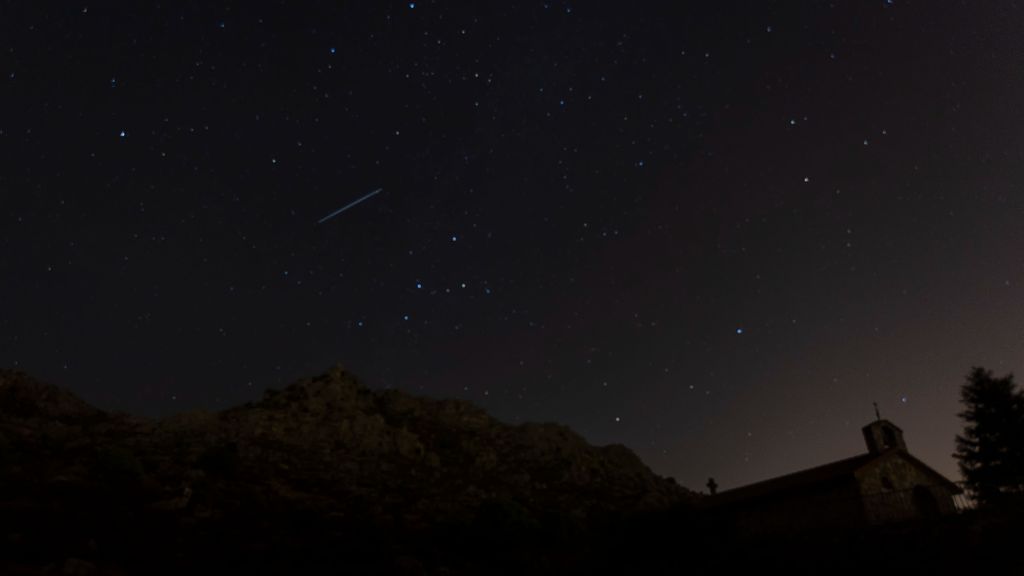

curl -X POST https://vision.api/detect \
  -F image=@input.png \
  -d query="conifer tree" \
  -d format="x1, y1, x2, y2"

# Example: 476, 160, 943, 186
954, 366, 1024, 506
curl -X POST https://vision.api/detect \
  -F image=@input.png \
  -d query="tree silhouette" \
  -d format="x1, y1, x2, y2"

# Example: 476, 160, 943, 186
954, 366, 1024, 507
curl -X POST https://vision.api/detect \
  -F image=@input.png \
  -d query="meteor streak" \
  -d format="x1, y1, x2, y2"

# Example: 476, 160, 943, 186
317, 188, 383, 224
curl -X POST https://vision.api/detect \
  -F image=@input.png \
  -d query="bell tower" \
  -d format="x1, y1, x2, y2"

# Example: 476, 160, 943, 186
862, 417, 907, 454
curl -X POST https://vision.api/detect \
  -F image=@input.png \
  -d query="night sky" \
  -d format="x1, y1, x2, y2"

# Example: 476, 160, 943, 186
3, 1, 1023, 492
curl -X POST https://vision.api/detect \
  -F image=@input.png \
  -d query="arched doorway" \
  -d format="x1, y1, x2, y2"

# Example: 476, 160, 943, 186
912, 485, 940, 519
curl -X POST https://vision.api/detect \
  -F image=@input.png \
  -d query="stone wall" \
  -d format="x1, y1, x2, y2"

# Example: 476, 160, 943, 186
855, 453, 957, 524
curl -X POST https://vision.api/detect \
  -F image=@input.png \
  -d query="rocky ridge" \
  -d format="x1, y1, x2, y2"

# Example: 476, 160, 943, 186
0, 366, 695, 574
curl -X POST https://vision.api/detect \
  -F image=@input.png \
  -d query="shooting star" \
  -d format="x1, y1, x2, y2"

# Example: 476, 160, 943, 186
317, 188, 383, 224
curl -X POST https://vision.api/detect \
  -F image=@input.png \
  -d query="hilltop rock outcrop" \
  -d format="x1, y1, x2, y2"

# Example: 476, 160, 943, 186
0, 366, 695, 575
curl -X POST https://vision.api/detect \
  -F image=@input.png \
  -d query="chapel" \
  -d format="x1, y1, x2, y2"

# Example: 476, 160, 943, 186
703, 417, 964, 534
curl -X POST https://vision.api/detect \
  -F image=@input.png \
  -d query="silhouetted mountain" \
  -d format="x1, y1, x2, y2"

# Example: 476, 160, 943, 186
0, 366, 695, 575
0, 368, 103, 421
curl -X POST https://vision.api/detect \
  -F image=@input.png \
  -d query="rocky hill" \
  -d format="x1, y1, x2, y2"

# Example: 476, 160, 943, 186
0, 366, 695, 575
